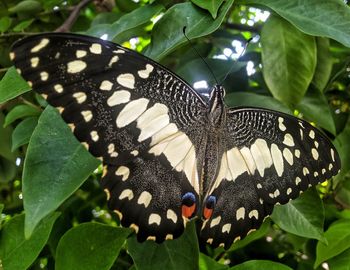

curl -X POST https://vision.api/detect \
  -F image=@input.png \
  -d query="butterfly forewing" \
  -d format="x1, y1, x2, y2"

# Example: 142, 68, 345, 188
200, 108, 341, 248
11, 33, 208, 242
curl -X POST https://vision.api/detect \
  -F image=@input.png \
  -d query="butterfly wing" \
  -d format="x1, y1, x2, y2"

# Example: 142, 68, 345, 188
200, 107, 341, 248
11, 33, 208, 242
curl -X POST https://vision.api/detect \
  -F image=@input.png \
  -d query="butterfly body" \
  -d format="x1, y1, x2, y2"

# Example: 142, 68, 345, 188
11, 33, 341, 249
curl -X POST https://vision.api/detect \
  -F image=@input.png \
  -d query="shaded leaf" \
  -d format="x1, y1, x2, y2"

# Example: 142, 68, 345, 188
271, 189, 325, 242
55, 223, 131, 270
11, 116, 38, 151
261, 16, 316, 107
191, 0, 225, 18
333, 123, 350, 180
0, 16, 11, 33
145, 0, 234, 60
23, 106, 100, 237
315, 219, 350, 267
13, 19, 35, 32
4, 104, 40, 127
225, 92, 292, 114
229, 260, 292, 270
296, 87, 336, 135
0, 156, 16, 183
0, 67, 31, 103
0, 212, 59, 270
312, 38, 333, 91
243, 0, 350, 48
128, 221, 199, 270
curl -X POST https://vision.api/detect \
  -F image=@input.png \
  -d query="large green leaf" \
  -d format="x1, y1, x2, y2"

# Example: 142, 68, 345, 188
261, 16, 316, 107
0, 67, 31, 103
271, 189, 325, 241
145, 0, 234, 60
296, 87, 336, 135
128, 221, 199, 270
191, 0, 225, 18
242, 0, 350, 48
23, 106, 100, 238
86, 4, 164, 42
0, 212, 59, 270
312, 38, 333, 91
315, 219, 350, 268
55, 223, 131, 270
11, 116, 38, 151
229, 260, 292, 270
327, 248, 350, 270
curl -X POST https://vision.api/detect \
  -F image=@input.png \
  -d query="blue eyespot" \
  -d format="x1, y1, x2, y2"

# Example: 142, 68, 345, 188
181, 192, 196, 206
205, 195, 216, 209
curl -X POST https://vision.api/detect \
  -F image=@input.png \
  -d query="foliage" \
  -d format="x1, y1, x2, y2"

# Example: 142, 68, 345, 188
0, 0, 350, 269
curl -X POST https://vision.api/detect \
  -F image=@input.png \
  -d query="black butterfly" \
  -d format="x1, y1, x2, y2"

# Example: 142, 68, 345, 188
11, 33, 341, 248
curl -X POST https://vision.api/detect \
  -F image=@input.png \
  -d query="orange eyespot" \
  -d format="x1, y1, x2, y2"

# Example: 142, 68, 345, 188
182, 204, 196, 219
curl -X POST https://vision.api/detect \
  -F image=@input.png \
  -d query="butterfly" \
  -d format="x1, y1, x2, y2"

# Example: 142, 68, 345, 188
10, 33, 341, 249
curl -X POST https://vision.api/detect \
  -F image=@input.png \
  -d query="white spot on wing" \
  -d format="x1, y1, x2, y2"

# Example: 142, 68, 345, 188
271, 143, 284, 176
90, 130, 99, 142
236, 207, 245, 220
283, 133, 295, 147
117, 73, 135, 89
167, 209, 177, 223
278, 117, 286, 131
331, 149, 335, 162
295, 177, 301, 185
283, 148, 294, 165
222, 223, 231, 233
149, 213, 161, 225
250, 139, 272, 177
76, 50, 87, 58
210, 216, 221, 228
40, 71, 48, 81
295, 149, 300, 158
137, 191, 152, 207
73, 92, 87, 104
67, 60, 86, 73
31, 38, 49, 52
108, 55, 119, 67
309, 130, 315, 139
107, 144, 118, 157
119, 189, 134, 200
311, 148, 319, 160
81, 110, 92, 122
30, 57, 39, 68
116, 98, 149, 127
107, 90, 130, 106
138, 64, 154, 79
89, 43, 102, 54
248, 210, 259, 219
116, 166, 130, 181
100, 80, 113, 91
240, 147, 256, 174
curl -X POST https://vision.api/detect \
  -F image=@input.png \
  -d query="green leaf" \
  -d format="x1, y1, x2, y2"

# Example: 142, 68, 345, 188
271, 189, 325, 242
199, 253, 228, 270
128, 221, 199, 270
229, 260, 293, 270
11, 116, 38, 151
296, 87, 336, 135
335, 180, 350, 209
55, 223, 131, 270
0, 212, 59, 270
0, 156, 16, 183
312, 38, 333, 91
86, 4, 164, 42
145, 0, 234, 60
0, 112, 16, 161
334, 123, 350, 180
8, 0, 42, 15
261, 16, 316, 107
225, 92, 292, 114
0, 16, 12, 33
242, 0, 350, 48
0, 66, 31, 103
328, 248, 350, 270
0, 204, 4, 227
13, 19, 35, 32
4, 104, 40, 127
228, 219, 270, 252
315, 219, 350, 268
191, 0, 225, 18
23, 106, 100, 238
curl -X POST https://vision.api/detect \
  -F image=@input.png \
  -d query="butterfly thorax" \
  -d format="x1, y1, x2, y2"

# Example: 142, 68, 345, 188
208, 85, 226, 128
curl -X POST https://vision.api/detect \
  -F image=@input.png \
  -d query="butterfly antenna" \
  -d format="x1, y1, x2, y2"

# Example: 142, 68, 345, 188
219, 37, 253, 85
183, 26, 219, 85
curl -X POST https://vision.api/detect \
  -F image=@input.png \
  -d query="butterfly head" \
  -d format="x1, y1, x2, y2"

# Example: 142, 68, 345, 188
209, 85, 226, 126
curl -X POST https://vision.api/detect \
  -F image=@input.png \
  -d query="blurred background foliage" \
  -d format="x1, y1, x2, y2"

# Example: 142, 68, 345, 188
0, 0, 350, 269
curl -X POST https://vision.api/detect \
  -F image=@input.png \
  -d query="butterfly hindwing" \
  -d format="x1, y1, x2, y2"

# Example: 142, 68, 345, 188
11, 33, 207, 242
201, 108, 341, 248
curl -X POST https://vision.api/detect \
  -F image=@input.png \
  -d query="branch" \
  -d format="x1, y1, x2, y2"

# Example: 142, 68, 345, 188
55, 0, 92, 33
224, 22, 261, 33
